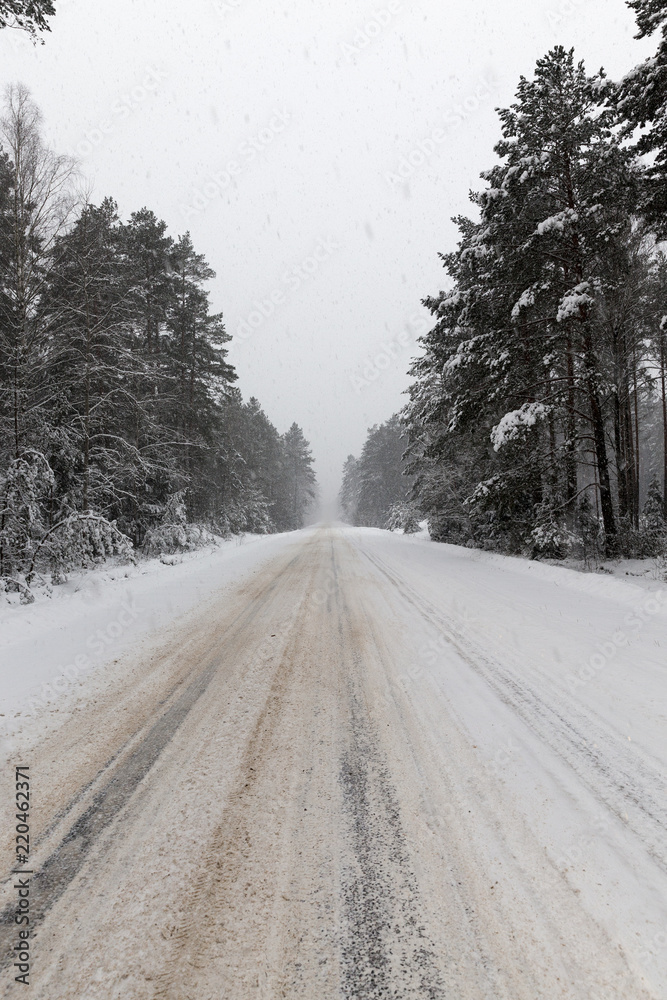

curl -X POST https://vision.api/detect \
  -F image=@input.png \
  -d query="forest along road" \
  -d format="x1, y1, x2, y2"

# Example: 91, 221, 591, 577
1, 525, 666, 998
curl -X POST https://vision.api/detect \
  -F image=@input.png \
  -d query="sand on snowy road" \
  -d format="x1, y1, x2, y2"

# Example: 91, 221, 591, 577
0, 526, 662, 998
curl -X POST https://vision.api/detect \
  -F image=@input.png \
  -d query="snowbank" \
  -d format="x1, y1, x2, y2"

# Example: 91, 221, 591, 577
0, 531, 304, 747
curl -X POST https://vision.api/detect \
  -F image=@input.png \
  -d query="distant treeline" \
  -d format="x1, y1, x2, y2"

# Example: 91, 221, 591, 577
338, 416, 418, 532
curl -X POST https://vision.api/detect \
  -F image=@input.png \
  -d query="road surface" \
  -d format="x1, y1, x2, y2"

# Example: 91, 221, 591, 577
1, 526, 665, 998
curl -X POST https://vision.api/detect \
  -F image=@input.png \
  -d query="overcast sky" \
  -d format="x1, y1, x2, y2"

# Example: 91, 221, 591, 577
0, 0, 654, 504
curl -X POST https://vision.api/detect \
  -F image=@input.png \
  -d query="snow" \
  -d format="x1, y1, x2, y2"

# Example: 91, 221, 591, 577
557, 281, 594, 322
536, 207, 578, 236
2, 524, 666, 994
0, 531, 304, 751
511, 285, 536, 319
621, 56, 658, 87
490, 400, 548, 450
483, 186, 506, 201
442, 335, 479, 373
438, 287, 465, 312
346, 527, 667, 993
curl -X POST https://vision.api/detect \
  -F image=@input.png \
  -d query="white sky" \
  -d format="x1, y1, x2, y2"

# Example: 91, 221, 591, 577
0, 0, 654, 502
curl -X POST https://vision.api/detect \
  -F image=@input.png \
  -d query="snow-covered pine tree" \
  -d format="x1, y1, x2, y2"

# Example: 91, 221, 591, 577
0, 84, 77, 463
0, 0, 55, 37
277, 423, 318, 531
39, 199, 157, 524
491, 47, 641, 552
640, 474, 666, 554
350, 415, 414, 528
164, 232, 237, 524
238, 397, 285, 526
124, 208, 174, 356
213, 390, 278, 534
615, 0, 667, 236
641, 252, 667, 517
338, 455, 360, 524
406, 47, 644, 557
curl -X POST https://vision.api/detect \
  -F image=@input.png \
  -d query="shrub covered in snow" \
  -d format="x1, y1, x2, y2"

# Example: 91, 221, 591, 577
0, 451, 134, 601
0, 451, 55, 590
385, 501, 421, 534
616, 480, 667, 559
142, 492, 219, 556
35, 513, 134, 584
528, 505, 571, 560
216, 489, 275, 537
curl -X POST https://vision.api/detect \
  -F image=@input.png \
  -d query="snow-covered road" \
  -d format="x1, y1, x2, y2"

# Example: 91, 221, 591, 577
1, 525, 666, 998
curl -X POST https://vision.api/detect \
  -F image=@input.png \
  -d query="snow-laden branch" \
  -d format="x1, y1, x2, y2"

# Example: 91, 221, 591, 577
490, 402, 549, 452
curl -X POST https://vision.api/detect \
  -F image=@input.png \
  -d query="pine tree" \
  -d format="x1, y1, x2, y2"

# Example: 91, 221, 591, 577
0, 89, 318, 591
40, 199, 153, 519
124, 208, 174, 355
406, 48, 643, 557
278, 423, 317, 531
0, 0, 55, 37
338, 455, 360, 523
160, 233, 237, 525
349, 416, 413, 528
639, 474, 666, 555
640, 251, 667, 516
239, 397, 284, 523
615, 1, 667, 235
0, 84, 76, 462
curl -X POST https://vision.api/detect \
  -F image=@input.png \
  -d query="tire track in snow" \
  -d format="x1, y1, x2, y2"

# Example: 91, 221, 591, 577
357, 543, 667, 874
0, 551, 304, 972
338, 691, 446, 1000
154, 533, 447, 999
332, 548, 446, 1000
152, 545, 335, 999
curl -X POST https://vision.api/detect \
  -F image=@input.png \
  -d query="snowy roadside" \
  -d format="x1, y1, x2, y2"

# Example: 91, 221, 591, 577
352, 524, 667, 758
388, 521, 667, 594
0, 530, 306, 752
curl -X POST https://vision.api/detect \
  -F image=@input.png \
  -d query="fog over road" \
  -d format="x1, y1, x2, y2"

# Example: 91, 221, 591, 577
1, 527, 665, 998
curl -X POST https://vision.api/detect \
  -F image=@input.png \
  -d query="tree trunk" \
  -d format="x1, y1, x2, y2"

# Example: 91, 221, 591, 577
83, 282, 92, 512
632, 342, 640, 525
661, 327, 667, 518
581, 327, 616, 554
612, 324, 631, 523
613, 388, 629, 521
565, 331, 578, 523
